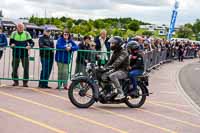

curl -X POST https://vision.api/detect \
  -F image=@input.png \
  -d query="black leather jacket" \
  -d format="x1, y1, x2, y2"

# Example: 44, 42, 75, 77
39, 35, 54, 58
130, 52, 144, 71
105, 47, 129, 71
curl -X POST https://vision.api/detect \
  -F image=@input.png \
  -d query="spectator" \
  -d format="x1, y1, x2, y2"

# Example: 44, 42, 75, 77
144, 40, 151, 52
89, 41, 97, 61
178, 42, 184, 62
94, 29, 110, 65
0, 26, 8, 60
75, 35, 92, 74
38, 31, 42, 38
38, 27, 54, 89
55, 29, 78, 89
198, 45, 200, 60
135, 36, 145, 51
10, 23, 34, 87
33, 29, 37, 39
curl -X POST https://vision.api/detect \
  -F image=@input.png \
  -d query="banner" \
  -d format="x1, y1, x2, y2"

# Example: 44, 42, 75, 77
167, 0, 179, 40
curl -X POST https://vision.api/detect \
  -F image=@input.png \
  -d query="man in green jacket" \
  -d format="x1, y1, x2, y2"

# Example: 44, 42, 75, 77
10, 23, 34, 87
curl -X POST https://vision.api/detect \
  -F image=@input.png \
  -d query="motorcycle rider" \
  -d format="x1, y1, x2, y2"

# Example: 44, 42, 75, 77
104, 36, 129, 99
127, 41, 144, 96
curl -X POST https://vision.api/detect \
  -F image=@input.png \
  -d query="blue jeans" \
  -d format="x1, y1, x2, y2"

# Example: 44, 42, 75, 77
39, 58, 53, 87
129, 70, 143, 91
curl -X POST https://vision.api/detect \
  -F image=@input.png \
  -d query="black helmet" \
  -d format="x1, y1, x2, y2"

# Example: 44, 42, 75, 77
108, 36, 123, 51
127, 41, 139, 50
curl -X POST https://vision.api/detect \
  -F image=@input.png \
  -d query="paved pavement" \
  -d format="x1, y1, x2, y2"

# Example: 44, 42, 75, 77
0, 59, 200, 133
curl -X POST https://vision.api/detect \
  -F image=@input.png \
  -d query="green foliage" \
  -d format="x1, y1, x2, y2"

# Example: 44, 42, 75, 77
192, 19, 200, 40
127, 21, 140, 32
28, 16, 154, 37
142, 31, 153, 36
93, 19, 106, 29
177, 26, 194, 39
185, 23, 193, 29
66, 20, 73, 29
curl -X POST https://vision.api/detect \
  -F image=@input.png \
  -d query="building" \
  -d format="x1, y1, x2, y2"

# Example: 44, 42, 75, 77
140, 24, 171, 36
0, 20, 16, 36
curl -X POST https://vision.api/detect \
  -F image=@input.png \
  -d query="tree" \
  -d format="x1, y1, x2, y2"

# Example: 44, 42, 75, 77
128, 21, 140, 32
60, 16, 67, 22
66, 20, 73, 29
71, 25, 81, 34
38, 18, 45, 25
112, 28, 124, 36
192, 19, 200, 40
142, 31, 153, 36
28, 16, 150, 37
74, 19, 87, 25
29, 15, 35, 23
124, 29, 135, 39
177, 26, 193, 39
185, 23, 193, 29
93, 19, 105, 29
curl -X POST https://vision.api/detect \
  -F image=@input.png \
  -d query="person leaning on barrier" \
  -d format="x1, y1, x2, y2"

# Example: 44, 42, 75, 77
10, 23, 34, 87
94, 29, 110, 65
127, 41, 144, 97
75, 35, 92, 74
38, 27, 54, 89
178, 42, 184, 62
103, 36, 129, 99
0, 26, 8, 60
198, 44, 200, 60
88, 41, 97, 63
143, 40, 151, 52
134, 36, 145, 51
55, 29, 78, 89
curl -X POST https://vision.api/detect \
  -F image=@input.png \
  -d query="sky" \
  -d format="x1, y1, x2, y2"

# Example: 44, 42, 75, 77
0, 0, 199, 25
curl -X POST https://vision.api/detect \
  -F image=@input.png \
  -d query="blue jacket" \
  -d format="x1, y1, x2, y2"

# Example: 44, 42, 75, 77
55, 37, 78, 64
0, 33, 8, 47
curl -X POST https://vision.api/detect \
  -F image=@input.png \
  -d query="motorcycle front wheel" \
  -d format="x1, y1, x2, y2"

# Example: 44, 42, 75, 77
68, 78, 96, 108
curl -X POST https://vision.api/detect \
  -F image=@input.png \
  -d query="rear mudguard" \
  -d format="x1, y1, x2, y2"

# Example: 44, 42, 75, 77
139, 82, 150, 96
71, 76, 99, 100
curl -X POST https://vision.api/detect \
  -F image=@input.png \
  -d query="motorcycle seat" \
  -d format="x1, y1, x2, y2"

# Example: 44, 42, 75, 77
136, 73, 149, 80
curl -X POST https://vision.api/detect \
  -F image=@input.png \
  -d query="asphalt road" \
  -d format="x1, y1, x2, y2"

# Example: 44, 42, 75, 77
179, 62, 200, 108
1, 59, 200, 133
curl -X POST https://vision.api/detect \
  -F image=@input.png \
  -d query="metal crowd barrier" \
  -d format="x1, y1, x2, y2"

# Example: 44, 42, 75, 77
0, 46, 72, 88
143, 49, 172, 72
170, 47, 197, 59
0, 46, 197, 87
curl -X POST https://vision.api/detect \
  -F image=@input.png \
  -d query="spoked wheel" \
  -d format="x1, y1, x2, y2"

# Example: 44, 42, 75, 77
68, 79, 96, 108
125, 84, 147, 108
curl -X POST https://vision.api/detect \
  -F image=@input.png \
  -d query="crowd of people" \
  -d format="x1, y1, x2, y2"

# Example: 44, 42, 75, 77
0, 23, 199, 91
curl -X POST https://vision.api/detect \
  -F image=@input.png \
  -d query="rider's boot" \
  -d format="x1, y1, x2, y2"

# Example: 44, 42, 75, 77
115, 89, 125, 100
105, 88, 118, 99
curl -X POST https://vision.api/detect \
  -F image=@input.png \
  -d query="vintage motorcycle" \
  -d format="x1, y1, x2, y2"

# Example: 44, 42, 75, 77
68, 63, 150, 108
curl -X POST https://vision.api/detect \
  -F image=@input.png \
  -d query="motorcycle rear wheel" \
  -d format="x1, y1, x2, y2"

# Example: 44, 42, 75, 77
125, 84, 147, 108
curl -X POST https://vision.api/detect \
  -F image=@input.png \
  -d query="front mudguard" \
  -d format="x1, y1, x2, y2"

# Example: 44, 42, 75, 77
71, 76, 99, 100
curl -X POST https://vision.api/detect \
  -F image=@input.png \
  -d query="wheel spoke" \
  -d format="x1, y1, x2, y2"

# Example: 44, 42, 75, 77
125, 85, 146, 108
72, 82, 94, 104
